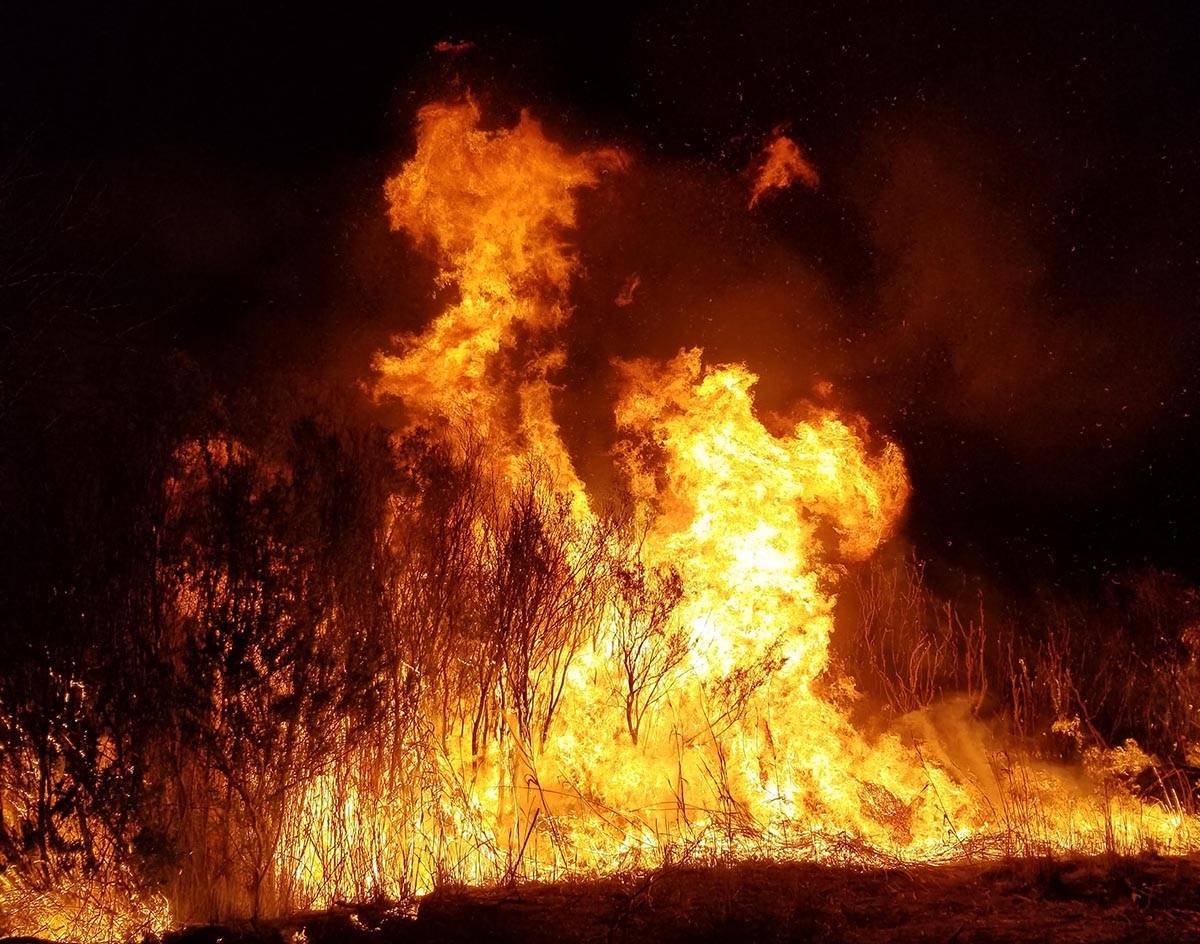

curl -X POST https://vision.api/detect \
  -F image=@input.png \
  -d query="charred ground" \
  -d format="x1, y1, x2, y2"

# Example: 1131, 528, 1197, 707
164, 856, 1200, 944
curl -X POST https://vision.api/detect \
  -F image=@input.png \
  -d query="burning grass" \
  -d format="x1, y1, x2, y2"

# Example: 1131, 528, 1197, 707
3, 414, 1198, 942
2, 96, 1199, 941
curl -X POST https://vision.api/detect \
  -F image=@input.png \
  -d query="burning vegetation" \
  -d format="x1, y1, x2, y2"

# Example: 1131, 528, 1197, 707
1, 95, 1198, 942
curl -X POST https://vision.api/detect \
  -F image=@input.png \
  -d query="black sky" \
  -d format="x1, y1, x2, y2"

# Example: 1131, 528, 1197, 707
2, 0, 1197, 589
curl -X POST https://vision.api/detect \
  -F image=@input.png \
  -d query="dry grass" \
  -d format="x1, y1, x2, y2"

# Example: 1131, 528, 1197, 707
837, 552, 1200, 781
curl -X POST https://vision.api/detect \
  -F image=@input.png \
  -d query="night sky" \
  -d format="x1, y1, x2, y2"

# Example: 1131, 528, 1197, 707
2, 1, 1197, 590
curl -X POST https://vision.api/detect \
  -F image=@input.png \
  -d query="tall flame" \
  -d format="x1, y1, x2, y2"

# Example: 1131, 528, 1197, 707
373, 97, 624, 506
359, 98, 1194, 890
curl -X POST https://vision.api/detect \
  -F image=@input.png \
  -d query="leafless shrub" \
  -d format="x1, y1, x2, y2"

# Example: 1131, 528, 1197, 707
838, 554, 987, 717
608, 518, 686, 745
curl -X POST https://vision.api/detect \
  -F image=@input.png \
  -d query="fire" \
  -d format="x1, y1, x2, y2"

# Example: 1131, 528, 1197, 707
613, 349, 906, 682
592, 350, 1018, 856
372, 97, 624, 509
4, 93, 1196, 942
293, 94, 969, 902
288, 95, 1192, 910
278, 96, 1197, 914
749, 129, 820, 207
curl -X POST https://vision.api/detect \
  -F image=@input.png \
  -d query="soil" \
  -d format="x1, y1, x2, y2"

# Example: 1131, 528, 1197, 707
161, 856, 1200, 944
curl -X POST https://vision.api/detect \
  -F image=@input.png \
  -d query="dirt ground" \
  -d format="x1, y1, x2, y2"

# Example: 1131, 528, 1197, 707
168, 856, 1200, 944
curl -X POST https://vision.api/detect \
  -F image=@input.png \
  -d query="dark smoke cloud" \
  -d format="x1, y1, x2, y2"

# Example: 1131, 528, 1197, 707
850, 122, 1184, 468
562, 117, 1185, 469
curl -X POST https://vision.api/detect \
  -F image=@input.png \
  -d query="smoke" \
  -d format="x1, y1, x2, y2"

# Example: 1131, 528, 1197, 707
850, 121, 1182, 469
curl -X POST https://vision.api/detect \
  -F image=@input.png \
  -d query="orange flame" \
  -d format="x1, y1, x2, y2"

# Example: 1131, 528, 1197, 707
749, 130, 820, 207
373, 97, 624, 508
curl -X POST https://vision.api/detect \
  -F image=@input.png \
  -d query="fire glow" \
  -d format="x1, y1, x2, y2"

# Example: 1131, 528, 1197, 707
2, 96, 1195, 941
